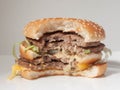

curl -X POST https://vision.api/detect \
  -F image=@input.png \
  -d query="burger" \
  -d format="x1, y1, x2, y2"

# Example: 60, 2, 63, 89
9, 18, 111, 80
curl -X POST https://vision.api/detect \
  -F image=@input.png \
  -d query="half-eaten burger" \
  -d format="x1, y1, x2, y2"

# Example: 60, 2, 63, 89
9, 18, 111, 80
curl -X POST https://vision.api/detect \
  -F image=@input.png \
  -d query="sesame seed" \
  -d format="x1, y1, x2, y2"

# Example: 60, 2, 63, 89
82, 22, 85, 25
87, 23, 90, 25
95, 27, 98, 29
83, 24, 86, 27
98, 34, 101, 37
29, 64, 32, 67
93, 25, 96, 28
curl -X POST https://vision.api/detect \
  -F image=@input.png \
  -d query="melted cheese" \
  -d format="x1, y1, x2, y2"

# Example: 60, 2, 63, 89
8, 64, 25, 80
77, 63, 90, 71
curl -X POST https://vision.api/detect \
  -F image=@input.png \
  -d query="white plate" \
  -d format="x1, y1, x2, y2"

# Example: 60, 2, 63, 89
0, 52, 120, 90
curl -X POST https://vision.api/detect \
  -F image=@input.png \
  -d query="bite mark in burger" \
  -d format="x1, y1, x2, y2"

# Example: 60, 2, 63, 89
9, 18, 111, 80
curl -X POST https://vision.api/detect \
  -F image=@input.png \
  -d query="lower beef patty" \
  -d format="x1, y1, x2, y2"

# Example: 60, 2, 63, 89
18, 57, 68, 71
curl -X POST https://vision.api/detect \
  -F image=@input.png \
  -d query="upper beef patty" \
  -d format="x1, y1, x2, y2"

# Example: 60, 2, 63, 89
27, 31, 104, 55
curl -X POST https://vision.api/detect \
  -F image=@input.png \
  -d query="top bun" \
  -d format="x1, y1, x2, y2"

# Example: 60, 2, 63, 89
24, 18, 105, 42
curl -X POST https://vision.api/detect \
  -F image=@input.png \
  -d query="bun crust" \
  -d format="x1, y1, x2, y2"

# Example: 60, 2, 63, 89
20, 63, 107, 80
24, 18, 105, 42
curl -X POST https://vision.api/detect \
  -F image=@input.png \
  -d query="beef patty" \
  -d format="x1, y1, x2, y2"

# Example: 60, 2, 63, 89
27, 31, 104, 55
18, 57, 68, 71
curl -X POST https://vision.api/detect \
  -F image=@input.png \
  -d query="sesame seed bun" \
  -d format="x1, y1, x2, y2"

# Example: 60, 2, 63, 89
24, 18, 105, 42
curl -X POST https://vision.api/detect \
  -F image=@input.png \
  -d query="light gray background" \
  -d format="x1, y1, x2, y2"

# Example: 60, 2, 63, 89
0, 0, 120, 55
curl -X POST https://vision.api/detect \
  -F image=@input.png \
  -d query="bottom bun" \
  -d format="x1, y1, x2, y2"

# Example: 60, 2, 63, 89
72, 63, 107, 78
20, 63, 107, 80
